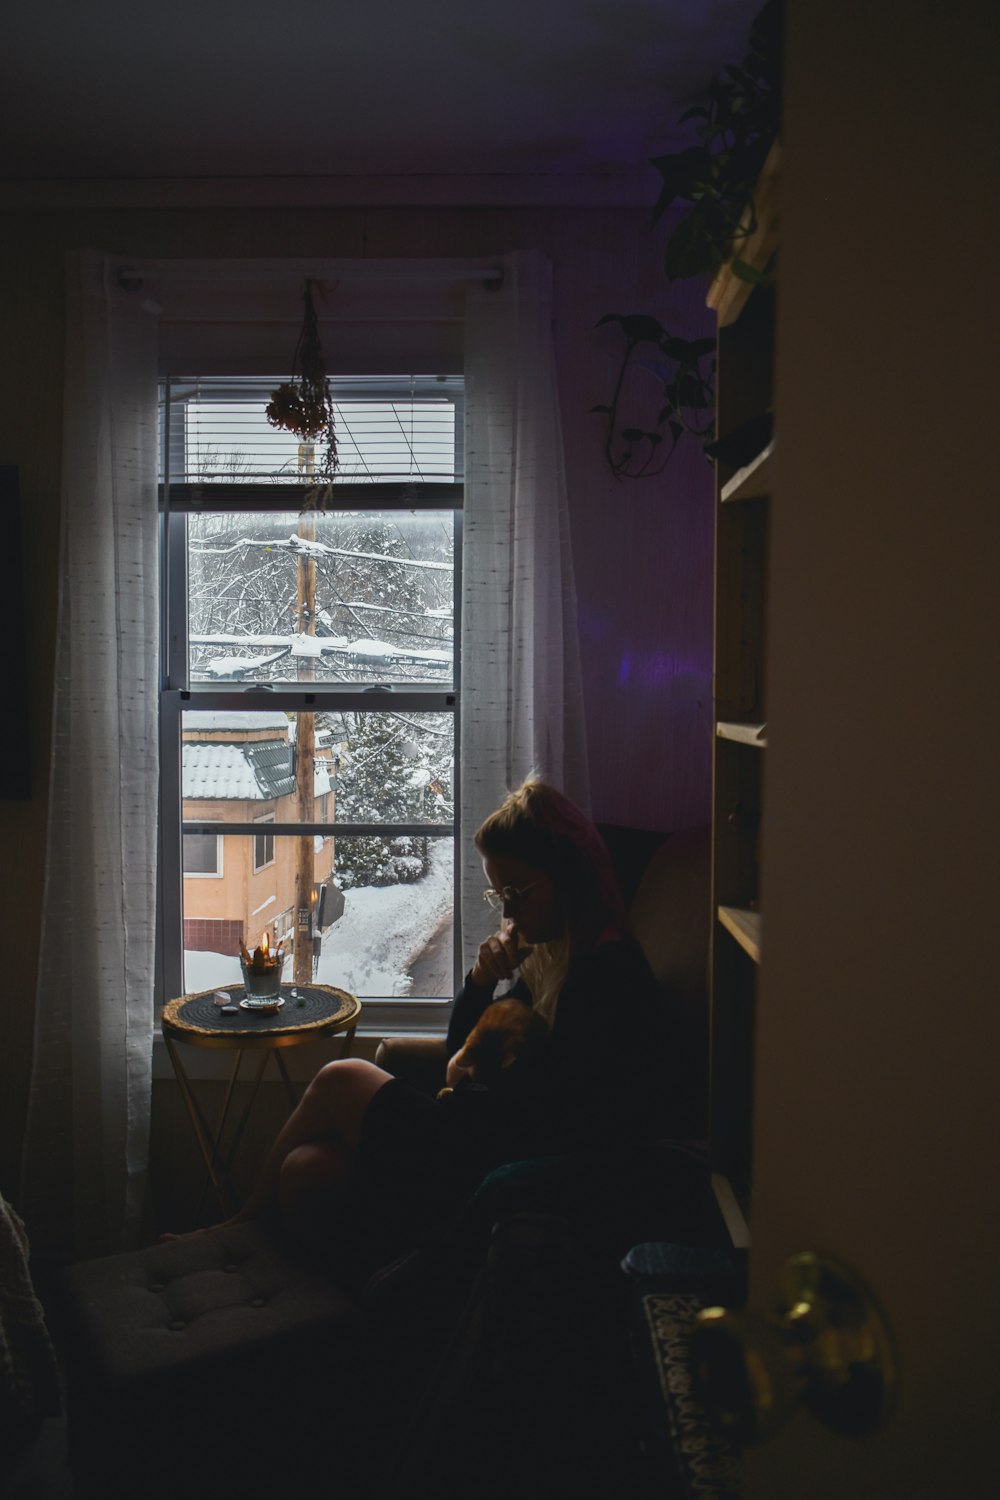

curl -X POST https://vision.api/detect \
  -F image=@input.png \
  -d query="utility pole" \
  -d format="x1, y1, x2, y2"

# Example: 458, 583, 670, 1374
294, 448, 317, 984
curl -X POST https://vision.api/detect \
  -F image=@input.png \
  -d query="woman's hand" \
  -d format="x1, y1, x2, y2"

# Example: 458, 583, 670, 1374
445, 1048, 472, 1088
470, 921, 532, 989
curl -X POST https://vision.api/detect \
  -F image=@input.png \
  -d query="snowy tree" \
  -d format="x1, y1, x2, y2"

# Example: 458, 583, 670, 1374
334, 710, 453, 888
186, 509, 454, 686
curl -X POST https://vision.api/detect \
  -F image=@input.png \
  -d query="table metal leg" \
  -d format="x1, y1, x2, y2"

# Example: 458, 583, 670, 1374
273, 1049, 299, 1110
162, 1012, 360, 1220
196, 1047, 247, 1219
163, 1033, 241, 1215
217, 1048, 272, 1190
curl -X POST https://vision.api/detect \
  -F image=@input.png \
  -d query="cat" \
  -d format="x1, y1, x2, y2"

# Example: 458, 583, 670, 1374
444, 998, 549, 1094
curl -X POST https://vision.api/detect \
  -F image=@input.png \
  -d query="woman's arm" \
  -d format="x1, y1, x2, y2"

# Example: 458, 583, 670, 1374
446, 923, 532, 1052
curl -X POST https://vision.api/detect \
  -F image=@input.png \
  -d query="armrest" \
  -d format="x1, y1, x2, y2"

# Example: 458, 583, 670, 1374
375, 1036, 449, 1095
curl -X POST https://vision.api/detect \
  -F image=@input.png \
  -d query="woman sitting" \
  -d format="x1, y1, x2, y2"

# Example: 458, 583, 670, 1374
224, 779, 682, 1274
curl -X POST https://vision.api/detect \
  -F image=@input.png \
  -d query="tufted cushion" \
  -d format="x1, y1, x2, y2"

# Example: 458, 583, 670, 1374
61, 1221, 364, 1498
62, 1220, 358, 1384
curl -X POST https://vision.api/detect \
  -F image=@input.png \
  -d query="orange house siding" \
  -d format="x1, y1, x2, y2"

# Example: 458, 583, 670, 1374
183, 787, 335, 956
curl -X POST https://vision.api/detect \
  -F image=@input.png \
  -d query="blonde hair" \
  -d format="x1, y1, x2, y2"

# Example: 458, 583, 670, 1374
520, 939, 570, 1025
475, 780, 624, 1021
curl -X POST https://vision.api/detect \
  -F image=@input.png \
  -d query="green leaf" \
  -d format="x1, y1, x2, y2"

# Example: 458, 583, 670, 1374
677, 370, 707, 407
621, 428, 646, 443
618, 314, 666, 343
660, 335, 692, 361
650, 146, 711, 224
665, 211, 725, 280
730, 256, 769, 284
595, 312, 665, 343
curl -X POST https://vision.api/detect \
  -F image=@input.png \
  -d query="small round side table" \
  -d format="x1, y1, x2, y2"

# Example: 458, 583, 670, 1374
161, 982, 361, 1215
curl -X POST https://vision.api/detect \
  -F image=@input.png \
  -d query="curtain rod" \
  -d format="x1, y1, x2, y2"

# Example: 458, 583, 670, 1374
117, 262, 504, 292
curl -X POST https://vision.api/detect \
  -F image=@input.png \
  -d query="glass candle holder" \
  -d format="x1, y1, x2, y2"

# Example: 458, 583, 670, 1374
239, 956, 283, 1006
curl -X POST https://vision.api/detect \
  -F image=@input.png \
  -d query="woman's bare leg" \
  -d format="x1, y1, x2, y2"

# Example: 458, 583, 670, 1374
232, 1057, 393, 1224
276, 1140, 354, 1239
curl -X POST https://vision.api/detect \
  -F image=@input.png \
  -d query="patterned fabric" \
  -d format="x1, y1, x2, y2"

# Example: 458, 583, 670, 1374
641, 1291, 742, 1499
0, 1191, 60, 1446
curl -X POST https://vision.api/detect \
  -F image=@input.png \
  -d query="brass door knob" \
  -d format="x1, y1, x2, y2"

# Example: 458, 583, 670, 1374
690, 1251, 896, 1446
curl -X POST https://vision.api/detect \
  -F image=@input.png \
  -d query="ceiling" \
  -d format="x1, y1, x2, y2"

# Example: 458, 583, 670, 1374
4, 0, 761, 191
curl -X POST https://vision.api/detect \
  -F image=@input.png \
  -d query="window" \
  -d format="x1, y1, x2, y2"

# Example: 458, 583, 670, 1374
159, 375, 462, 1016
252, 815, 275, 873
182, 829, 222, 877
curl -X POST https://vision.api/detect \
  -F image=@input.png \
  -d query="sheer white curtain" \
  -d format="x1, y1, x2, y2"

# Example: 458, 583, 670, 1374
18, 250, 585, 1250
461, 251, 590, 968
20, 251, 160, 1259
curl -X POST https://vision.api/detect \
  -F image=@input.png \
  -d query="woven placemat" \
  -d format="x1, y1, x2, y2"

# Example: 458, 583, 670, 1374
639, 1291, 742, 1499
162, 983, 359, 1039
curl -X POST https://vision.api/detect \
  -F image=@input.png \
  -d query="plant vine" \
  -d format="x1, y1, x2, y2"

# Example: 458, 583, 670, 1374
591, 316, 716, 479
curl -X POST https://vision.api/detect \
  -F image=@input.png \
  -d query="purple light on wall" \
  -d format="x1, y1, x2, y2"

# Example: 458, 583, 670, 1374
616, 646, 712, 695
578, 603, 610, 644
618, 648, 684, 690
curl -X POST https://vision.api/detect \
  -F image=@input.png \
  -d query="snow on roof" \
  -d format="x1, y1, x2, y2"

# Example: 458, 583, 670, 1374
183, 711, 289, 732
183, 741, 334, 801
183, 742, 265, 799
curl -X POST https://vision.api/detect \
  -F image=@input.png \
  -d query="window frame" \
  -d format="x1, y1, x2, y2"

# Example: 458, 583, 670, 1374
157, 376, 463, 1034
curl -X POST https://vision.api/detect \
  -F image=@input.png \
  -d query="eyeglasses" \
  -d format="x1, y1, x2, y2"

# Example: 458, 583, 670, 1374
482, 882, 538, 912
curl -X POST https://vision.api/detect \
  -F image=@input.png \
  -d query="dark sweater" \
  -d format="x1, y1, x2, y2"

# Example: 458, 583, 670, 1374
446, 935, 680, 1155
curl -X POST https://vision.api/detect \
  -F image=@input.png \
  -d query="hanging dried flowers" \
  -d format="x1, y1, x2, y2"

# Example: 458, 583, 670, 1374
266, 280, 339, 502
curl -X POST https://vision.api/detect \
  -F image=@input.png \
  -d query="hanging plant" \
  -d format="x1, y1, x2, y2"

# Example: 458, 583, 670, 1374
593, 0, 781, 480
266, 280, 339, 502
651, 0, 782, 285
591, 315, 716, 478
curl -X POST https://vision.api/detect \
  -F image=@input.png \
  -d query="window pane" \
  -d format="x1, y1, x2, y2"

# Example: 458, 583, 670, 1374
186, 510, 455, 687
182, 709, 453, 828
161, 376, 460, 485
182, 833, 453, 999
253, 823, 275, 871
182, 831, 220, 875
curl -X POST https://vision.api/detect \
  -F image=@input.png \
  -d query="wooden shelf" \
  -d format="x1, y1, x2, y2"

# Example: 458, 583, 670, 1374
706, 139, 782, 328
717, 720, 767, 748
721, 439, 774, 503
718, 905, 761, 964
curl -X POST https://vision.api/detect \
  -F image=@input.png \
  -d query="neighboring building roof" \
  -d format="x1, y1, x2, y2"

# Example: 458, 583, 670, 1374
245, 739, 296, 799
183, 740, 332, 801
183, 742, 264, 800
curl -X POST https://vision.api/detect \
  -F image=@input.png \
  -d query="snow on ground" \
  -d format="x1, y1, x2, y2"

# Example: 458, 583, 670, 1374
185, 947, 244, 993
183, 838, 454, 999
317, 839, 454, 996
